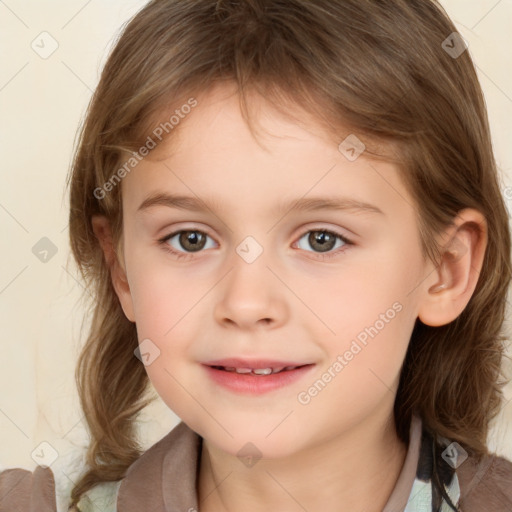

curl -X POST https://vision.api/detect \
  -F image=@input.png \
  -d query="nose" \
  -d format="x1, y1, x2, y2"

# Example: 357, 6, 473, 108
213, 249, 289, 331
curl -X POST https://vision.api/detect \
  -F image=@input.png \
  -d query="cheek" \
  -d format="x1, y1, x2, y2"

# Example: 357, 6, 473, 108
129, 272, 200, 418
126, 246, 203, 335
304, 249, 417, 343
305, 244, 419, 408
299, 314, 411, 439
124, 252, 202, 392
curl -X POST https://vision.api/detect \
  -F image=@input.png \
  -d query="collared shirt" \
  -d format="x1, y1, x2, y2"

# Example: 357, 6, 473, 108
1, 415, 511, 511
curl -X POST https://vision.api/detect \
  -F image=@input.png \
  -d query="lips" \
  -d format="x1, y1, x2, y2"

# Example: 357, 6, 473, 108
202, 358, 312, 376
211, 365, 303, 375
202, 360, 316, 394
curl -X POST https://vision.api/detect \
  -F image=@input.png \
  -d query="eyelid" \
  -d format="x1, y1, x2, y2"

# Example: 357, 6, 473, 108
157, 222, 355, 260
293, 222, 356, 242
157, 222, 217, 241
157, 222, 354, 244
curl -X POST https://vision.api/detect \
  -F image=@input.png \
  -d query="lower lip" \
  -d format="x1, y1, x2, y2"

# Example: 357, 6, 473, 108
202, 364, 316, 395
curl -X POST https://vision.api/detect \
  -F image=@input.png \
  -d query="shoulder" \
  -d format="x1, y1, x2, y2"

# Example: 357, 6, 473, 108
0, 466, 56, 511
117, 421, 200, 510
0, 466, 121, 512
1, 422, 195, 512
457, 452, 512, 512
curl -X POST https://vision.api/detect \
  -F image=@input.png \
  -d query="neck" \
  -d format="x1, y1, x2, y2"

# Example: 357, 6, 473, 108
197, 410, 408, 512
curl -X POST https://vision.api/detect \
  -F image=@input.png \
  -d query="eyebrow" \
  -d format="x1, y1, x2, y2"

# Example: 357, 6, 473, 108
137, 192, 384, 216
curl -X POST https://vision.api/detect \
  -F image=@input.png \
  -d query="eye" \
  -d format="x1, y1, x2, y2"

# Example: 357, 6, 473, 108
158, 227, 354, 261
294, 229, 353, 259
158, 229, 216, 260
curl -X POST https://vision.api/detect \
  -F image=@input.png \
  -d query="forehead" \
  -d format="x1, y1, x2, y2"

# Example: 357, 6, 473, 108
121, 83, 414, 223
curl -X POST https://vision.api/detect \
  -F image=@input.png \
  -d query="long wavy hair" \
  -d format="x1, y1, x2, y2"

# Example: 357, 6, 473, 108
65, 0, 511, 509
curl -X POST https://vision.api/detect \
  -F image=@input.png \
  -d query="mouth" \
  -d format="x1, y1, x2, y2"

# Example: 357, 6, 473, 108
201, 361, 316, 394
208, 364, 310, 375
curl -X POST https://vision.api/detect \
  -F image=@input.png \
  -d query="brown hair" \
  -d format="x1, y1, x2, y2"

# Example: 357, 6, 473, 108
66, 0, 511, 509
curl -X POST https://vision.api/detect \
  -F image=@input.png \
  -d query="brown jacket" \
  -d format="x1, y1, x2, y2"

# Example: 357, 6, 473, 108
1, 416, 511, 511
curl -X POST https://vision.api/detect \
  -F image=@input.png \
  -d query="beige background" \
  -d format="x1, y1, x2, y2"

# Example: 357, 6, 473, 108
0, 0, 511, 471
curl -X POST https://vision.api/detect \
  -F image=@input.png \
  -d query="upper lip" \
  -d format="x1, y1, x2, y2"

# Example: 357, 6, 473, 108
202, 358, 313, 369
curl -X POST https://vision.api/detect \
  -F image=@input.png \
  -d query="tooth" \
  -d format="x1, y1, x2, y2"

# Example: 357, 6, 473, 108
223, 366, 299, 374
235, 368, 253, 374
252, 368, 273, 375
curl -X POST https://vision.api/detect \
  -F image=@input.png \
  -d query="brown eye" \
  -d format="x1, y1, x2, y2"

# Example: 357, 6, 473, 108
178, 231, 207, 252
296, 230, 350, 254
307, 231, 337, 252
162, 230, 214, 254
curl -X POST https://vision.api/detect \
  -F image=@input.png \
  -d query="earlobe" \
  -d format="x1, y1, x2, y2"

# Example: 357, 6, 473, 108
91, 214, 136, 323
417, 209, 487, 327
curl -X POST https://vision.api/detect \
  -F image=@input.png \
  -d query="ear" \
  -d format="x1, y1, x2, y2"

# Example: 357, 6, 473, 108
91, 214, 135, 323
417, 208, 488, 327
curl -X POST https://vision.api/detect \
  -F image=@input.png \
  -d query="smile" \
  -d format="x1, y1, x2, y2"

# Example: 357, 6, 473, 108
202, 363, 316, 394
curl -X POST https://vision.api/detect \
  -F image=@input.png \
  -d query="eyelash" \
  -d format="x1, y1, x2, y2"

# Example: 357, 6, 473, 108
157, 227, 354, 261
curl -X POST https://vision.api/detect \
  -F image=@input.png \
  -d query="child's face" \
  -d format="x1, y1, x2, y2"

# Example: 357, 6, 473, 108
115, 83, 434, 457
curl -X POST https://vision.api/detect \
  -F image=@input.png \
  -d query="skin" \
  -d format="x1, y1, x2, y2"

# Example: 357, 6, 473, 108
92, 82, 487, 512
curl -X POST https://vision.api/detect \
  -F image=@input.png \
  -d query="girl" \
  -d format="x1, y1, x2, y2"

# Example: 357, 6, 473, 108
1, 0, 511, 511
